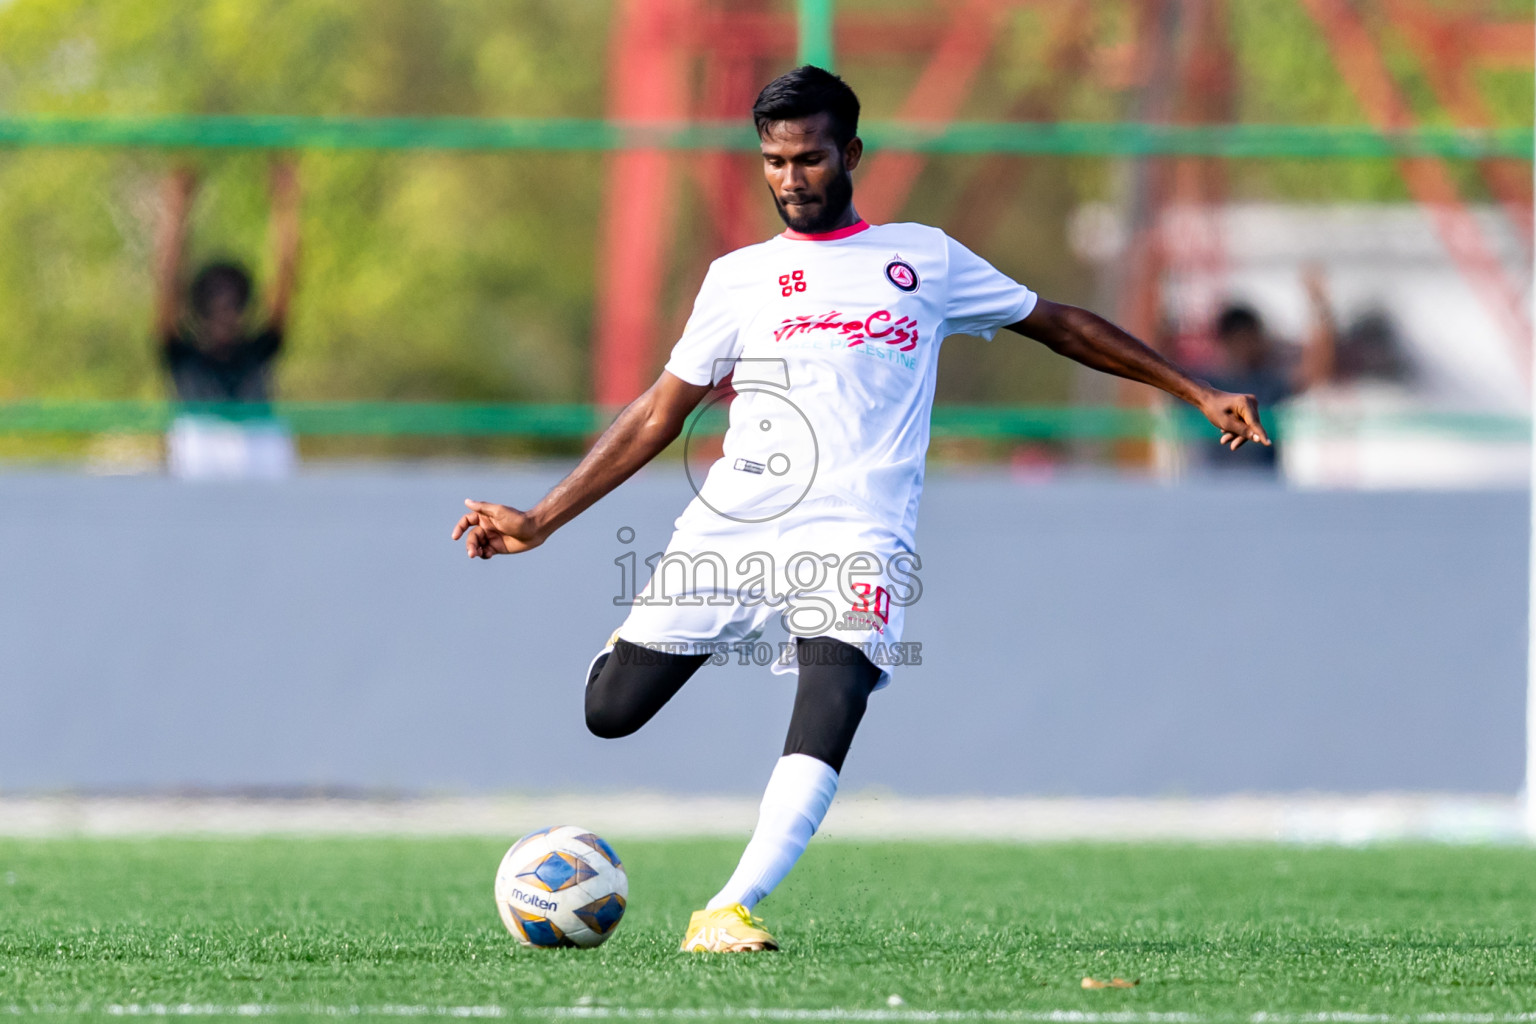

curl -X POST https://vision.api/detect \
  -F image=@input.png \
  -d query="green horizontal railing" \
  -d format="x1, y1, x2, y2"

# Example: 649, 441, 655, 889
0, 401, 607, 437
0, 401, 1528, 443
0, 116, 1528, 160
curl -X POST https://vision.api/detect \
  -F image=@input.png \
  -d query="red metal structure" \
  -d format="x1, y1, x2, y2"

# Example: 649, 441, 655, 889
591, 0, 1535, 408
1298, 0, 1532, 369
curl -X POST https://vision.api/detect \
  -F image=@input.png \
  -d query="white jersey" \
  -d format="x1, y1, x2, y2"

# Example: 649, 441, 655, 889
664, 220, 1036, 545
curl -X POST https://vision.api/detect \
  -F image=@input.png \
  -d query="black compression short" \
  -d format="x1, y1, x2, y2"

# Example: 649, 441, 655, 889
583, 636, 880, 773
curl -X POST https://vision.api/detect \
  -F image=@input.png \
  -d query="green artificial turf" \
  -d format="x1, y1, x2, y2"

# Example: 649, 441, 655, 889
1, 838, 1534, 1020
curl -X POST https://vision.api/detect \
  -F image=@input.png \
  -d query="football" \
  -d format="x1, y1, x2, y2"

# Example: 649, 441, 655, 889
493, 825, 628, 948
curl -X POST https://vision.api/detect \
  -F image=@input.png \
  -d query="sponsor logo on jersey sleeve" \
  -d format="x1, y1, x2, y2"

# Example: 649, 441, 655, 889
884, 257, 919, 293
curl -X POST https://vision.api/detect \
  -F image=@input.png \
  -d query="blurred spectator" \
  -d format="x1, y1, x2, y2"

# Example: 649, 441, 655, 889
153, 162, 300, 477
1202, 268, 1335, 473
1332, 309, 1415, 388
155, 163, 299, 402
1281, 306, 1446, 489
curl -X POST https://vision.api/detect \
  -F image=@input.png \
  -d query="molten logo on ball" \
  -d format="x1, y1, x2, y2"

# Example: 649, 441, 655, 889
494, 825, 628, 949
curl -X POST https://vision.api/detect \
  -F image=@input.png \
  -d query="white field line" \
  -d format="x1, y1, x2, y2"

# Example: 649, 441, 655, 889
0, 794, 1525, 843
1, 1007, 1535, 1022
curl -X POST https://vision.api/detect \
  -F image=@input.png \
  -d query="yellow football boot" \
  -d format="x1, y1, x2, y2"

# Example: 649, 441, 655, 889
679, 903, 779, 952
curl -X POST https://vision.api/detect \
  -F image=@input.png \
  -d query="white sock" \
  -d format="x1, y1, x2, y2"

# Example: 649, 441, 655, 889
706, 753, 839, 911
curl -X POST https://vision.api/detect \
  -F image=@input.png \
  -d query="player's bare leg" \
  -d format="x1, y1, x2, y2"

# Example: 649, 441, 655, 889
681, 637, 881, 952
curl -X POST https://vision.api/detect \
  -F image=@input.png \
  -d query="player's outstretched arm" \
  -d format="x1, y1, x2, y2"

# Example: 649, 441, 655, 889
452, 371, 712, 559
265, 158, 301, 331
153, 168, 196, 342
1007, 299, 1270, 451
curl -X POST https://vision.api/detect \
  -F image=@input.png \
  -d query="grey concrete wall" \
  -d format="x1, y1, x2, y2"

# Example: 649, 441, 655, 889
0, 468, 1526, 796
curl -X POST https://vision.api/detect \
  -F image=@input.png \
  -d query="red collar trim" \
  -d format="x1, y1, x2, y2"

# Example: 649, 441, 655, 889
780, 220, 871, 241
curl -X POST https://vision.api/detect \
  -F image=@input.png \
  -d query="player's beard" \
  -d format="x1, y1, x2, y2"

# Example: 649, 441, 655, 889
772, 165, 855, 235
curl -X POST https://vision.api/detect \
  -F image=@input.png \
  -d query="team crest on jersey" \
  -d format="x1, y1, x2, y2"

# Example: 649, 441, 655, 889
884, 257, 919, 293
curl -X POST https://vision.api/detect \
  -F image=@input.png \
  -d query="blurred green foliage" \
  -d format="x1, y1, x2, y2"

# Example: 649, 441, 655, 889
0, 0, 609, 405
0, 0, 1529, 408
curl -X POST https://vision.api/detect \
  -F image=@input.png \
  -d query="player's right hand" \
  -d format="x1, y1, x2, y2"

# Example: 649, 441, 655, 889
452, 499, 544, 559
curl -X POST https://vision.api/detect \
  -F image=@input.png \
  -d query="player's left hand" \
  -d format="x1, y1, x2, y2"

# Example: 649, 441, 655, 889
1198, 388, 1271, 451
452, 499, 545, 559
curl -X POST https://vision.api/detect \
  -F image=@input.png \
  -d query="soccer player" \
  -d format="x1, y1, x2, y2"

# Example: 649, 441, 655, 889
452, 67, 1269, 953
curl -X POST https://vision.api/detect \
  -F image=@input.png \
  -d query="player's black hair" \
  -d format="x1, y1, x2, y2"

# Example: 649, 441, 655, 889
1215, 303, 1262, 339
190, 262, 253, 317
752, 65, 861, 149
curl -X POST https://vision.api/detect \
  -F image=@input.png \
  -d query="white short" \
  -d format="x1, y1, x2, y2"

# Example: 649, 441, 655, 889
616, 496, 919, 688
